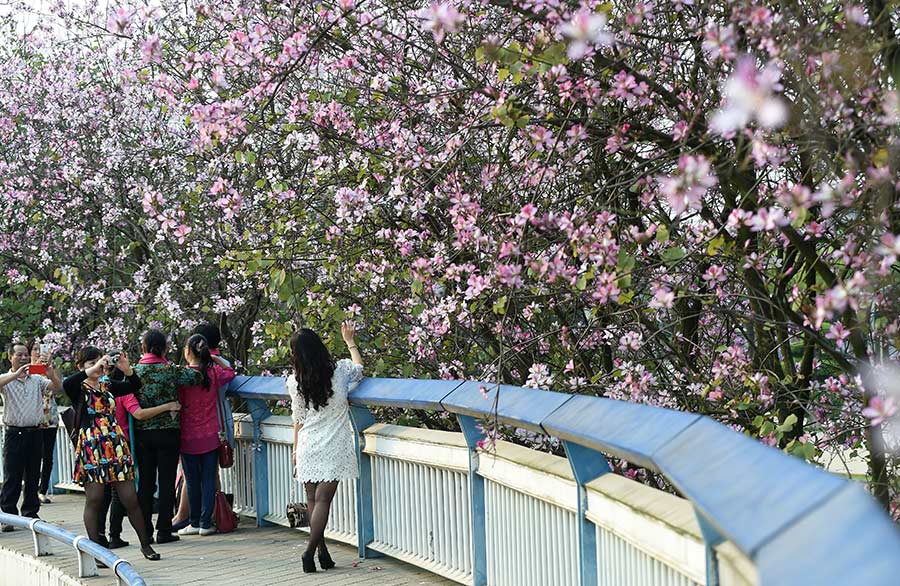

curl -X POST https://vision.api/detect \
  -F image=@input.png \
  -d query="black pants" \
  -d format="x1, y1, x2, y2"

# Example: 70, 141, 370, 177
134, 428, 180, 534
38, 427, 57, 495
0, 427, 43, 518
99, 484, 126, 537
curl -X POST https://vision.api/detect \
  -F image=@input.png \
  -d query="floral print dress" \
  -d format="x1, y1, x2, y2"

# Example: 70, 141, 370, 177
63, 371, 141, 485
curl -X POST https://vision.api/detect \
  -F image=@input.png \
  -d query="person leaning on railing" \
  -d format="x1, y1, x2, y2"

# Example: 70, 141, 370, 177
289, 321, 364, 573
62, 348, 161, 562
0, 341, 62, 530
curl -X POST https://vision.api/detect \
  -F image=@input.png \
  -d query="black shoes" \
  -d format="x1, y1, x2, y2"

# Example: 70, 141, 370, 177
156, 532, 180, 544
96, 534, 110, 548
0, 524, 13, 533
318, 548, 336, 570
108, 535, 129, 549
301, 551, 317, 573
141, 545, 161, 561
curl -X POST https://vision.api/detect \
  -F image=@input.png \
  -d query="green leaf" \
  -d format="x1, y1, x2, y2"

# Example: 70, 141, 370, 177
234, 150, 243, 163
655, 225, 669, 243
661, 246, 685, 265
244, 151, 257, 164
492, 295, 508, 315
497, 68, 509, 81
777, 413, 798, 433
707, 235, 725, 256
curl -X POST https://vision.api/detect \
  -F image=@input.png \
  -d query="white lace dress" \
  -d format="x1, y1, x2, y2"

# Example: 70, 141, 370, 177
288, 359, 362, 482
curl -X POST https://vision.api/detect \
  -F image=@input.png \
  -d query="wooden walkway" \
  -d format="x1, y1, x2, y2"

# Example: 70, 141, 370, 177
0, 494, 456, 586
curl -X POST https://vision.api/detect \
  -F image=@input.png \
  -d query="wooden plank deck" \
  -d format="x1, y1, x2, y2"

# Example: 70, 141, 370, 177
0, 494, 456, 586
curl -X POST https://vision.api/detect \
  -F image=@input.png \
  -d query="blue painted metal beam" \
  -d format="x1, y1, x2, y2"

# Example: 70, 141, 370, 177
247, 398, 273, 527
442, 381, 573, 435
349, 405, 382, 559
563, 441, 611, 586
542, 394, 701, 471
349, 378, 464, 410
756, 483, 900, 585
653, 416, 846, 556
457, 415, 488, 586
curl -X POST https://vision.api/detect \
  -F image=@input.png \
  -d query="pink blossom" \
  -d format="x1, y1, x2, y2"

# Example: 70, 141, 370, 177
702, 265, 727, 283
826, 322, 851, 343
524, 363, 554, 390
862, 396, 898, 427
107, 7, 133, 35
140, 34, 162, 63
559, 9, 613, 60
659, 154, 718, 215
418, 2, 465, 45
710, 57, 788, 134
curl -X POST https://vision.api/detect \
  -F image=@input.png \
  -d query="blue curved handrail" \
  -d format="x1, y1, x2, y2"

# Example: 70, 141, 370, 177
228, 375, 900, 585
0, 512, 146, 585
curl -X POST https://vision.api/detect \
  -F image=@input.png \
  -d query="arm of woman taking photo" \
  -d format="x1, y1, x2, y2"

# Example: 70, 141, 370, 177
342, 321, 363, 366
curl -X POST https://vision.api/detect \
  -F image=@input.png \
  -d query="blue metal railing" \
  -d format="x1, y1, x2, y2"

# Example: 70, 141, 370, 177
226, 375, 900, 586
0, 511, 146, 586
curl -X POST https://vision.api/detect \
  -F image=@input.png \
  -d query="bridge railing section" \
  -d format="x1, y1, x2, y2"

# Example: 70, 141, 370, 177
26, 376, 900, 585
224, 375, 900, 586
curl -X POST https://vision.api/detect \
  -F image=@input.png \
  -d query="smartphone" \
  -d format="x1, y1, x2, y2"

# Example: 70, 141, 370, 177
29, 363, 47, 376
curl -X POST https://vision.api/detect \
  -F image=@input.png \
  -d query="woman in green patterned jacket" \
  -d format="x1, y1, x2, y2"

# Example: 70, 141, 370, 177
132, 329, 200, 544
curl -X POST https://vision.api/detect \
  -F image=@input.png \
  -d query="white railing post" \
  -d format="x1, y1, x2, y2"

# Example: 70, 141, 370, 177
71, 536, 98, 577
563, 441, 611, 586
457, 415, 487, 586
30, 519, 52, 556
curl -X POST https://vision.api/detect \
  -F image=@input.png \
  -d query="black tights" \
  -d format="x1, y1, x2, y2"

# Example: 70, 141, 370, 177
303, 481, 339, 556
84, 481, 152, 548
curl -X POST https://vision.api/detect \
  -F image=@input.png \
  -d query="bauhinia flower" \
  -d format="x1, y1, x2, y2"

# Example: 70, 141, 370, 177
659, 154, 718, 215
559, 9, 613, 59
107, 7, 133, 35
862, 395, 898, 427
710, 56, 788, 135
418, 2, 465, 45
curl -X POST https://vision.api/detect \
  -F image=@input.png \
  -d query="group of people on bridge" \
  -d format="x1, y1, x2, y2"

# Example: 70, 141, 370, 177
0, 321, 363, 573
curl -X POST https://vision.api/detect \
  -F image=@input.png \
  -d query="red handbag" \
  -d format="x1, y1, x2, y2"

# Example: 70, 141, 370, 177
213, 490, 239, 533
216, 397, 234, 469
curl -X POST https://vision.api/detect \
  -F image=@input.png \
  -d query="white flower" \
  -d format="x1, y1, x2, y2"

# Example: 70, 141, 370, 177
524, 363, 554, 390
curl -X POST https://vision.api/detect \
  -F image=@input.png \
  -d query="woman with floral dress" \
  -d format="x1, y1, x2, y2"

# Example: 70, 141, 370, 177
62, 347, 160, 561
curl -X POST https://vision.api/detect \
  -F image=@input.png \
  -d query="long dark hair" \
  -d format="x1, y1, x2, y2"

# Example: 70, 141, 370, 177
186, 334, 213, 389
291, 328, 336, 410
141, 329, 167, 358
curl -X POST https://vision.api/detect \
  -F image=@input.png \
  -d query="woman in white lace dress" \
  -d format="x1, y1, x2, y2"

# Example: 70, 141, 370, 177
288, 321, 363, 573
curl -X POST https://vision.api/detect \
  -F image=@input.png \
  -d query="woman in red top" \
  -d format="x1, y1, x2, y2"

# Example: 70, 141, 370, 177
177, 334, 234, 536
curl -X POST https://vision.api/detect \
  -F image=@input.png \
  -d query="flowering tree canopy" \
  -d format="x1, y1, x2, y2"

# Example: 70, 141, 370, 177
1, 1, 899, 512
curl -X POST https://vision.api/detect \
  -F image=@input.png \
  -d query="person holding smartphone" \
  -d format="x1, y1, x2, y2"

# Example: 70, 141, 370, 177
0, 342, 62, 530
31, 341, 61, 504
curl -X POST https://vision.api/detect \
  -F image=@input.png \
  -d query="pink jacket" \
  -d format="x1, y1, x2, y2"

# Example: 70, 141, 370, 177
178, 363, 235, 454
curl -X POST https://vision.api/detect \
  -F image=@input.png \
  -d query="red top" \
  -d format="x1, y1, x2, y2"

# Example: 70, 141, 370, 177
114, 394, 141, 437
178, 363, 235, 454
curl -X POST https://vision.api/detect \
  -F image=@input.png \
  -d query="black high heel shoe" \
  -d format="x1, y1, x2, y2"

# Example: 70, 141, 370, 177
318, 547, 336, 570
302, 551, 317, 573
141, 545, 161, 561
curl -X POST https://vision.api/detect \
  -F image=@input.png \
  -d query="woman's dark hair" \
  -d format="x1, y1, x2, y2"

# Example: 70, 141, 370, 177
192, 322, 221, 350
186, 334, 213, 389
141, 329, 167, 357
291, 329, 336, 411
75, 346, 103, 368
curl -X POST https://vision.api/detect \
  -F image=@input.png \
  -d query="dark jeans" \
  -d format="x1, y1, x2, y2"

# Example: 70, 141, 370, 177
0, 427, 42, 518
134, 428, 180, 534
182, 450, 217, 529
99, 484, 126, 537
38, 427, 57, 495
